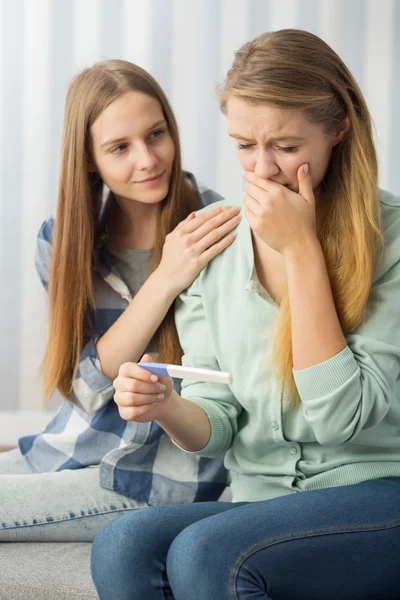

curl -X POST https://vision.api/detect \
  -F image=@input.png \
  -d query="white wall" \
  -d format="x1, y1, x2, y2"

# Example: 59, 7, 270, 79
0, 0, 399, 411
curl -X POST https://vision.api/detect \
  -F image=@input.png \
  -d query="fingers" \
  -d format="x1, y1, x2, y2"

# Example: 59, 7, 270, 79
115, 375, 166, 398
199, 230, 236, 264
118, 361, 159, 383
175, 212, 196, 230
116, 390, 166, 407
180, 205, 240, 235
297, 163, 314, 204
243, 193, 261, 216
114, 361, 172, 413
189, 207, 241, 244
117, 401, 158, 422
195, 214, 241, 254
243, 170, 283, 194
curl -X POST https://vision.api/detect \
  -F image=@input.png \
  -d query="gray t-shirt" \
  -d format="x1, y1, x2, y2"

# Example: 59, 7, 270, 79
107, 241, 153, 297
107, 241, 156, 354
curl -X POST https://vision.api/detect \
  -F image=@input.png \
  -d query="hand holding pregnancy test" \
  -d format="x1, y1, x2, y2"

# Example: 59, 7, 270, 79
113, 354, 232, 424
137, 361, 232, 385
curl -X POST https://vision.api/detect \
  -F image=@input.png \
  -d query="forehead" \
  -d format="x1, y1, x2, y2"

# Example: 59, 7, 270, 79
91, 90, 164, 142
226, 97, 315, 139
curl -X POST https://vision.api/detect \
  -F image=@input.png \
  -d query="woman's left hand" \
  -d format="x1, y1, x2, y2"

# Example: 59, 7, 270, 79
243, 163, 317, 256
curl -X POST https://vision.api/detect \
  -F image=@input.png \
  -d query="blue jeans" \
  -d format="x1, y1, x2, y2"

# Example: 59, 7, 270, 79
91, 477, 400, 599
0, 449, 146, 541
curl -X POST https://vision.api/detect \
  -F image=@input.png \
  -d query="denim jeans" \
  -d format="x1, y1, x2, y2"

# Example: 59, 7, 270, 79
91, 477, 400, 600
0, 449, 147, 541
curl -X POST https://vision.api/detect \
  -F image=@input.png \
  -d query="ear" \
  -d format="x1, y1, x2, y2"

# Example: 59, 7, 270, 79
332, 116, 350, 147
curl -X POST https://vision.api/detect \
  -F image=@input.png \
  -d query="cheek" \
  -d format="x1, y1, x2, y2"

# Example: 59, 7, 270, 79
278, 154, 302, 181
236, 150, 254, 170
310, 154, 332, 187
98, 159, 132, 186
160, 138, 175, 168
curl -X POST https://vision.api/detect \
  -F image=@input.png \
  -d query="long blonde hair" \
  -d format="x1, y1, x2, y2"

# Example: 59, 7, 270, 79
43, 60, 199, 400
218, 29, 383, 402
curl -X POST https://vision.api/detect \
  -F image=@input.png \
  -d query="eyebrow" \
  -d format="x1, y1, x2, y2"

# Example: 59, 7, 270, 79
100, 119, 167, 148
228, 133, 305, 143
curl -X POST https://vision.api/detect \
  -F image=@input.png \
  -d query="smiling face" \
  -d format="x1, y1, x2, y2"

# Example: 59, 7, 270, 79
226, 97, 345, 195
90, 90, 175, 206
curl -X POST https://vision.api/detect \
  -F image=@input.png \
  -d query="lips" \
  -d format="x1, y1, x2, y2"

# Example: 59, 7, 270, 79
136, 172, 164, 183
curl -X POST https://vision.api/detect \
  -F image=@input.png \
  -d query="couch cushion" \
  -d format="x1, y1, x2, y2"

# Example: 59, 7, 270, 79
0, 543, 97, 600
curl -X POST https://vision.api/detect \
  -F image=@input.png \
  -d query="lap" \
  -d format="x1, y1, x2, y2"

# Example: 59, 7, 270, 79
167, 477, 400, 600
90, 478, 400, 600
0, 451, 147, 542
0, 448, 32, 474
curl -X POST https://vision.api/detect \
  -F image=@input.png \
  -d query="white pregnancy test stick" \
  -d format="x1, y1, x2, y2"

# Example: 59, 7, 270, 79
137, 362, 232, 385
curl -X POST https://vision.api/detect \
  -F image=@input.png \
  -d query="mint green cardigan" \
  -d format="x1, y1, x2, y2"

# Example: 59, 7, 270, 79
175, 189, 400, 502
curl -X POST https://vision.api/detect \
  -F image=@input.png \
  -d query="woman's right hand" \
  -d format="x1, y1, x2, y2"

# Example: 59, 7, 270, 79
157, 205, 241, 294
113, 355, 174, 423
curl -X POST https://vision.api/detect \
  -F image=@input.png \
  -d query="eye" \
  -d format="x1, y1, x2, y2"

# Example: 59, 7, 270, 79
111, 143, 128, 154
149, 129, 166, 141
237, 143, 253, 150
277, 146, 298, 154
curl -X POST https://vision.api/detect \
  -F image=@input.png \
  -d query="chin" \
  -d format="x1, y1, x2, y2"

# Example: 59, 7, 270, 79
139, 186, 170, 204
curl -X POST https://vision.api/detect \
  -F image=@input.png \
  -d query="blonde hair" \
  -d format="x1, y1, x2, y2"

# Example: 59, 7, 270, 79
43, 60, 199, 399
218, 29, 383, 403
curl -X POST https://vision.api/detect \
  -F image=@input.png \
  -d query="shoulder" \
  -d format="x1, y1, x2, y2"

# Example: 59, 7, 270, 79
35, 216, 55, 284
373, 189, 400, 282
379, 188, 400, 254
184, 171, 224, 207
197, 197, 250, 286
196, 195, 243, 215
37, 216, 55, 244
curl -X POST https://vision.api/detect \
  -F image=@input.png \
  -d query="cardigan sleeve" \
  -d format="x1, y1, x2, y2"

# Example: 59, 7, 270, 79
175, 273, 242, 458
293, 252, 400, 446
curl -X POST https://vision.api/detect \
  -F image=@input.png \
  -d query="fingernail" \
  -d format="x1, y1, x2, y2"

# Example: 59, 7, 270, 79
159, 384, 166, 391
150, 375, 158, 382
157, 394, 165, 399
303, 163, 309, 173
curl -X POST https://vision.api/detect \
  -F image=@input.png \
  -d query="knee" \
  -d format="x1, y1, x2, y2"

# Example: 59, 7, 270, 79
91, 514, 135, 593
91, 509, 162, 597
167, 520, 219, 590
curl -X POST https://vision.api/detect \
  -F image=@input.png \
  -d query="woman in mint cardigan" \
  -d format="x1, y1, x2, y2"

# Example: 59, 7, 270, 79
91, 30, 400, 599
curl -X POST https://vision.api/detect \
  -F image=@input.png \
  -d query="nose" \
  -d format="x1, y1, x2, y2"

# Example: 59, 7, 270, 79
135, 143, 158, 171
254, 150, 279, 180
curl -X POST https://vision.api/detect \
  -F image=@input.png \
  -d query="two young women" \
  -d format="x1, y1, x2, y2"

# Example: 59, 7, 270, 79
91, 30, 400, 599
0, 60, 238, 540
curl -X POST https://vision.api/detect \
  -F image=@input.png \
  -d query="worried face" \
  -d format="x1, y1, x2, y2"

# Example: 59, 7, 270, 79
90, 90, 175, 207
226, 97, 346, 196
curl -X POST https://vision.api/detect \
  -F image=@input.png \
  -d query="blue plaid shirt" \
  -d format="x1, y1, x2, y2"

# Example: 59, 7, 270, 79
19, 173, 229, 504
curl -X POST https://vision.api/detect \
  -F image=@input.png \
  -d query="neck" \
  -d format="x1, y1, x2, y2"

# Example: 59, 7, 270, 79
111, 195, 160, 249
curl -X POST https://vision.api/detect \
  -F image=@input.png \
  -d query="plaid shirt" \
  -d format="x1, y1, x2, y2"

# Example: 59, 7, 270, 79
19, 173, 228, 504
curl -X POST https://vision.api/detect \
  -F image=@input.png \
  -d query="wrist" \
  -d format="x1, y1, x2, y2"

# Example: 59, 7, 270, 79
282, 234, 322, 265
156, 390, 181, 429
151, 266, 181, 301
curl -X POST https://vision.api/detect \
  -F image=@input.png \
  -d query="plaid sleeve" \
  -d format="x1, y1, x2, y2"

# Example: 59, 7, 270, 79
35, 218, 114, 413
35, 217, 54, 290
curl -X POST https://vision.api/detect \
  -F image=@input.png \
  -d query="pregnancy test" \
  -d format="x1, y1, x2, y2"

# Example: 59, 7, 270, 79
137, 362, 232, 385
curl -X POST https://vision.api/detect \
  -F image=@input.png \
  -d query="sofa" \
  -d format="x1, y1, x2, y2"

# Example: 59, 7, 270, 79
0, 542, 97, 599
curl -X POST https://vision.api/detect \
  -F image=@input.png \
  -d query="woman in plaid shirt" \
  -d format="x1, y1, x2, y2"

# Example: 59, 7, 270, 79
0, 60, 236, 541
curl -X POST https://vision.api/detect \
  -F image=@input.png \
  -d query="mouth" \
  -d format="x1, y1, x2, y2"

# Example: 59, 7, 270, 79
135, 171, 165, 184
